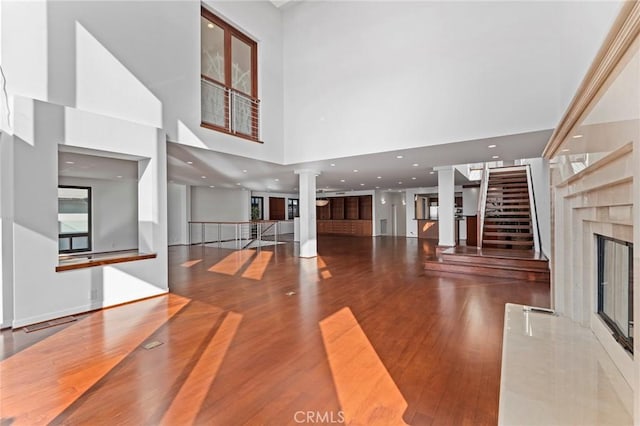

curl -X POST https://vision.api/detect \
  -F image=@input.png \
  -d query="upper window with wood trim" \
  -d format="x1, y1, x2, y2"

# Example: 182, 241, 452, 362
201, 7, 259, 142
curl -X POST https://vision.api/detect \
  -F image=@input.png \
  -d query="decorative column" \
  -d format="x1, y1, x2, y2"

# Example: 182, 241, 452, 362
436, 166, 456, 247
294, 169, 319, 258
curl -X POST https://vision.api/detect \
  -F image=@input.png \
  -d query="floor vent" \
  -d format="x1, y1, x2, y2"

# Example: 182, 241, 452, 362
143, 341, 164, 350
23, 316, 77, 333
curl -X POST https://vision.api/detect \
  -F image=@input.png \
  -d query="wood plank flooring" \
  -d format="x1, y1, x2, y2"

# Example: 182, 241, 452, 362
0, 236, 549, 425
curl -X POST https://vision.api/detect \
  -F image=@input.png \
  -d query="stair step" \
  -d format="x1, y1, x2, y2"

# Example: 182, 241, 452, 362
488, 178, 528, 184
485, 198, 530, 203
484, 232, 533, 238
486, 205, 530, 209
484, 216, 531, 221
439, 252, 549, 271
424, 260, 549, 282
487, 188, 529, 193
483, 239, 534, 246
485, 224, 531, 230
490, 171, 527, 177
485, 213, 531, 223
487, 184, 529, 189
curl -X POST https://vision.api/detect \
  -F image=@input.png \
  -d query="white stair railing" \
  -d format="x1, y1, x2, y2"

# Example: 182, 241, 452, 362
477, 163, 490, 247
524, 164, 541, 253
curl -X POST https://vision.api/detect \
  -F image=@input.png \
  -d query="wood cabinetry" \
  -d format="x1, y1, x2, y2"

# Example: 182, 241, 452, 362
317, 220, 372, 236
316, 195, 373, 237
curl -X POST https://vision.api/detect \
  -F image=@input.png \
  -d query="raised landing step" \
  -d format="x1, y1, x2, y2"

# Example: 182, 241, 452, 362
424, 247, 549, 282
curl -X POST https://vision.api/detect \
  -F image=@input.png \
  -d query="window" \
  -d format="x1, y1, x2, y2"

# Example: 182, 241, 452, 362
251, 196, 263, 221
58, 186, 92, 253
201, 7, 259, 141
288, 198, 299, 219
597, 234, 634, 354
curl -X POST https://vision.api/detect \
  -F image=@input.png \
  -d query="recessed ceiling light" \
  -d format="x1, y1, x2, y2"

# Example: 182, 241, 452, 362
412, 163, 419, 167
377, 176, 382, 179
488, 144, 497, 148
412, 177, 416, 180
65, 161, 75, 165
242, 169, 247, 173
492, 155, 499, 159
330, 163, 336, 167
561, 148, 570, 152
396, 155, 403, 159
116, 175, 123, 178
209, 185, 215, 188
353, 169, 358, 173
398, 181, 403, 184
275, 178, 279, 181
186, 161, 193, 164
340, 179, 345, 182
429, 171, 435, 174
572, 134, 583, 139
236, 183, 241, 185
360, 183, 365, 186
375, 186, 380, 189
201, 175, 206, 178
207, 23, 214, 29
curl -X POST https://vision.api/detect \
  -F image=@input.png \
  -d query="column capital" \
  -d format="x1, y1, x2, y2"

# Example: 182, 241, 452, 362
294, 168, 321, 176
433, 165, 453, 172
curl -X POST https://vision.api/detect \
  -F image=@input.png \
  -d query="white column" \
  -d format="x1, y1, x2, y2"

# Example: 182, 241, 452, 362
437, 167, 455, 247
295, 169, 319, 258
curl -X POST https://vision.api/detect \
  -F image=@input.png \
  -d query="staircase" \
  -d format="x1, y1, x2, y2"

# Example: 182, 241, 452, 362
482, 168, 534, 250
423, 165, 549, 283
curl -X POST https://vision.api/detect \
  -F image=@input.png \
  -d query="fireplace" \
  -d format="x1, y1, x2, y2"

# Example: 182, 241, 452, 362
597, 234, 634, 355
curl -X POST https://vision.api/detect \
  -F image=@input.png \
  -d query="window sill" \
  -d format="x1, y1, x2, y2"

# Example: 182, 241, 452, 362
200, 122, 263, 144
56, 250, 157, 272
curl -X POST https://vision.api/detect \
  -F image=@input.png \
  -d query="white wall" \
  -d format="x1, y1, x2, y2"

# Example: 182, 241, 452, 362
282, 1, 621, 163
6, 98, 168, 328
462, 187, 479, 216
378, 192, 406, 237
1, 0, 285, 163
190, 186, 250, 243
167, 183, 189, 245
59, 176, 138, 252
0, 132, 14, 328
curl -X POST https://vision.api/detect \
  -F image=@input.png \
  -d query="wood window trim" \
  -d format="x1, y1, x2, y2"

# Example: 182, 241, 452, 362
201, 7, 258, 99
201, 6, 260, 142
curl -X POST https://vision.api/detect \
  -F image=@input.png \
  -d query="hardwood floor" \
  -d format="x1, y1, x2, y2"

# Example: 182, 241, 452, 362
0, 236, 549, 425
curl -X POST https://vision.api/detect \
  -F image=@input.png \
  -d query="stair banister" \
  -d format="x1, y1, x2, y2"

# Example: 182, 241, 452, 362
477, 163, 490, 247
524, 164, 542, 253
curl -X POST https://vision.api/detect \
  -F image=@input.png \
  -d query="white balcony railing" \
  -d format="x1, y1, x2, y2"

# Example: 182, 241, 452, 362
201, 76, 260, 141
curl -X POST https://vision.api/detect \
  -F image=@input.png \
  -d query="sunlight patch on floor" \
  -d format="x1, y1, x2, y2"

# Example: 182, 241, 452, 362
208, 250, 256, 276
319, 307, 408, 425
181, 259, 203, 268
160, 311, 242, 425
241, 251, 273, 280
0, 294, 190, 424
